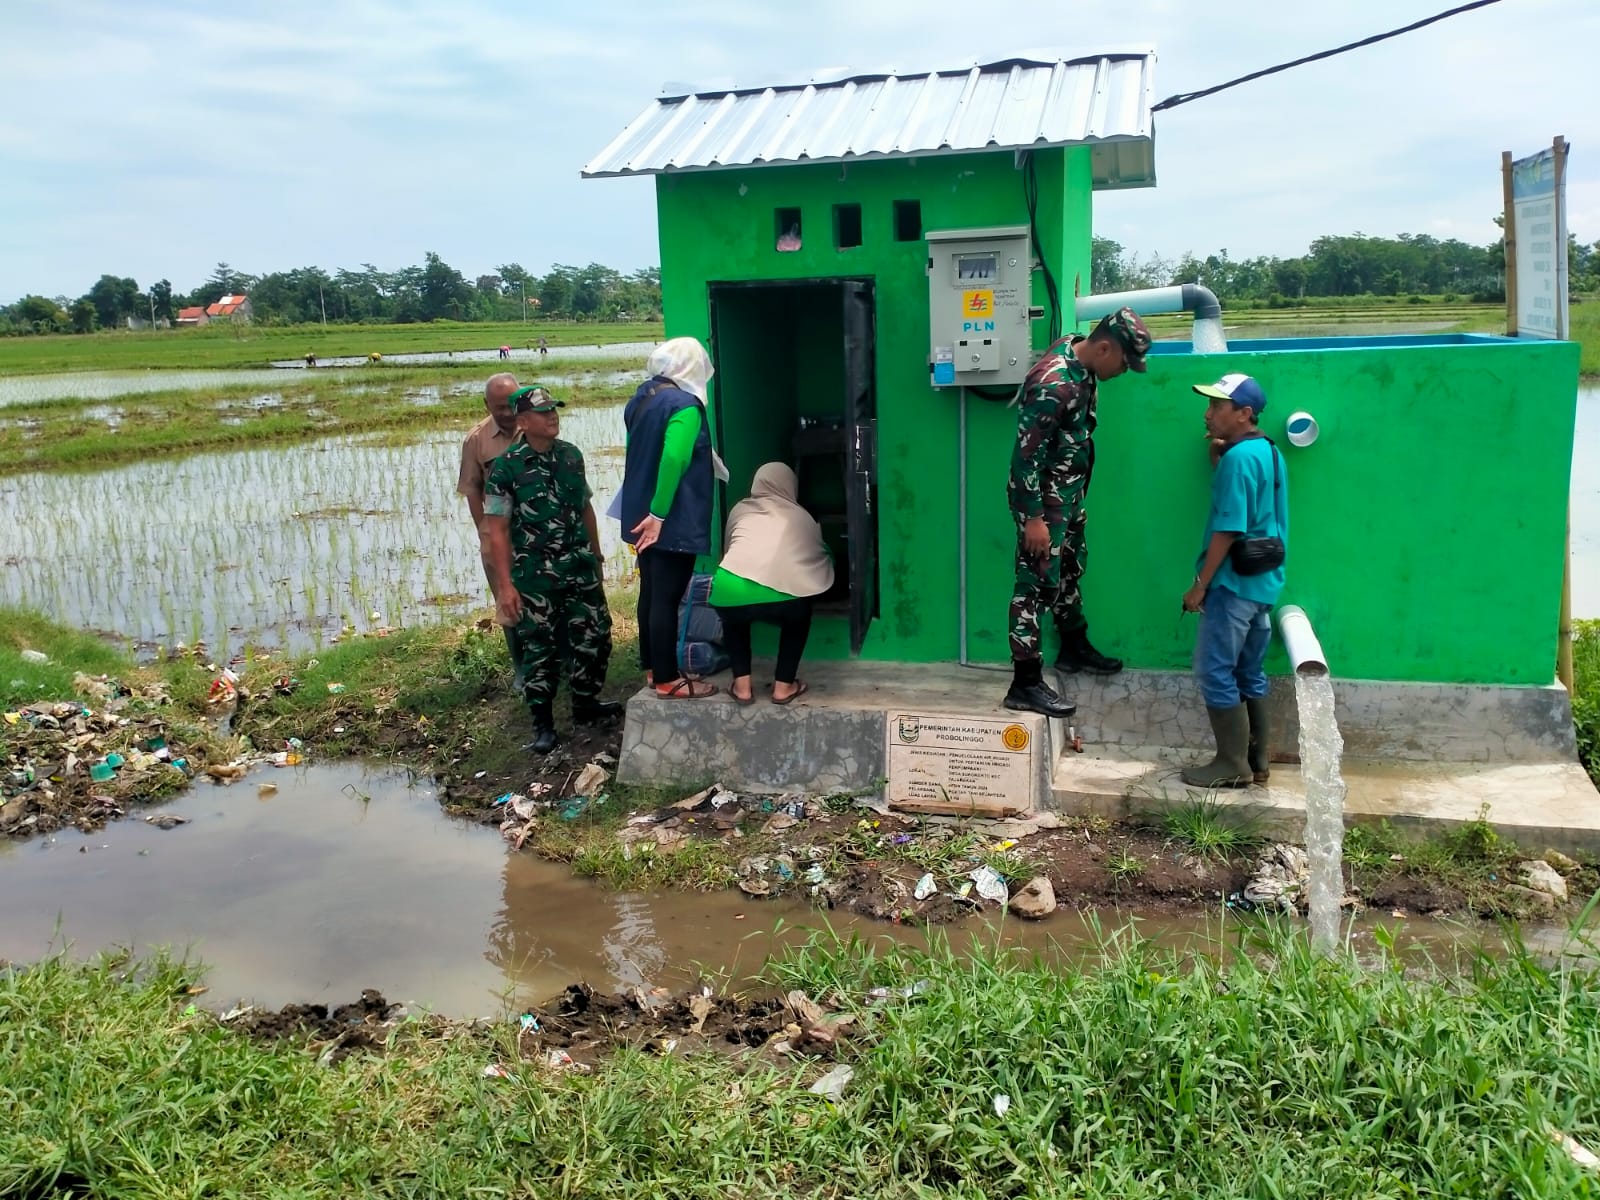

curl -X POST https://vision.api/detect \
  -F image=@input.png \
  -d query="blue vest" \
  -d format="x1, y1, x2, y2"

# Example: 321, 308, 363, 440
621, 376, 714, 556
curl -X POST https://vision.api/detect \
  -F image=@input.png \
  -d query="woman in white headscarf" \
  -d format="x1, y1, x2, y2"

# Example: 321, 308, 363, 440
710, 462, 834, 704
620, 337, 720, 698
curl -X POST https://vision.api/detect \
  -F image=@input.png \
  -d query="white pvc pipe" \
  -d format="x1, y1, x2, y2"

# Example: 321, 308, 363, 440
1276, 605, 1329, 676
1075, 286, 1185, 323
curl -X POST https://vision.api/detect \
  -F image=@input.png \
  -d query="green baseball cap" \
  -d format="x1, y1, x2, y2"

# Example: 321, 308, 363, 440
510, 385, 563, 413
1093, 307, 1152, 372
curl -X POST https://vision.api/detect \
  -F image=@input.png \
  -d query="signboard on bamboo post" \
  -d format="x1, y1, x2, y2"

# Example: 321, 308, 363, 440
1501, 137, 1570, 339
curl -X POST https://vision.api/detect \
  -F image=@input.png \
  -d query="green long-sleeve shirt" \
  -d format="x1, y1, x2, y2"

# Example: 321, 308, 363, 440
650, 406, 702, 518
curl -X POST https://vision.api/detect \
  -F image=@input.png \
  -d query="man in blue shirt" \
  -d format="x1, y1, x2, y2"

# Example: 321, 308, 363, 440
1179, 373, 1289, 788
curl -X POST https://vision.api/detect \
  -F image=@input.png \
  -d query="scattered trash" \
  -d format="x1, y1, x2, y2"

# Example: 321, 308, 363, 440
969, 865, 1009, 905
473, 770, 487, 780
89, 761, 115, 783
913, 873, 937, 901
786, 990, 826, 1028
272, 676, 300, 696
572, 762, 610, 797
519, 1013, 540, 1033
993, 1093, 1012, 1118
205, 763, 248, 783
206, 677, 237, 705
868, 980, 932, 1002
672, 783, 722, 811
257, 782, 278, 798
1519, 859, 1569, 903
482, 1063, 513, 1080
688, 994, 715, 1035
803, 863, 828, 885
20, 649, 48, 663
542, 1048, 592, 1074
1244, 843, 1310, 913
143, 814, 189, 830
807, 1064, 854, 1102
990, 839, 1017, 853
326, 683, 346, 695
1549, 1125, 1600, 1170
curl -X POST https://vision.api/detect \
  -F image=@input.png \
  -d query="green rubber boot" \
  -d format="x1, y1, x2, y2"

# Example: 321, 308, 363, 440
1245, 697, 1271, 784
1181, 704, 1252, 789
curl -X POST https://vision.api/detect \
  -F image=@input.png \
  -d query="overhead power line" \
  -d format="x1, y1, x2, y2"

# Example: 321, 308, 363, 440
1152, 0, 1507, 113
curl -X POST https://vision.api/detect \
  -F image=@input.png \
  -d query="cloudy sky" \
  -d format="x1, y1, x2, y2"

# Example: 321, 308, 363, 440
2, 0, 1594, 299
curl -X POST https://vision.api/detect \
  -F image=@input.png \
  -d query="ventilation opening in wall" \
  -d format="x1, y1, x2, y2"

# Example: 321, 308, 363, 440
893, 200, 922, 242
775, 208, 802, 251
833, 203, 862, 250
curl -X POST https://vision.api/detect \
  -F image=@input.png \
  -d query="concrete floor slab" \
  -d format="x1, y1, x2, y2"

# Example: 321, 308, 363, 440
1051, 746, 1600, 854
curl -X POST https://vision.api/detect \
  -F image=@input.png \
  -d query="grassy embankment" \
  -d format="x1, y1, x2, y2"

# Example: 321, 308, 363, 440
6, 921, 1600, 1198
0, 319, 665, 374
5, 606, 1592, 914
0, 360, 642, 476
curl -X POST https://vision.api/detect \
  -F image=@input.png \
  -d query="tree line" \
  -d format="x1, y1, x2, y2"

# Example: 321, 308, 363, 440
6, 230, 1599, 336
0, 254, 662, 335
1091, 229, 1600, 307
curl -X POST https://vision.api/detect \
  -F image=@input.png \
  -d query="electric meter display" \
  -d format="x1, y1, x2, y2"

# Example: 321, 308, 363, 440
926, 226, 1033, 388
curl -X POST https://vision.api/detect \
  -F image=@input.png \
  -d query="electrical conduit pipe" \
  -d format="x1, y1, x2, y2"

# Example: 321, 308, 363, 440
1276, 605, 1328, 676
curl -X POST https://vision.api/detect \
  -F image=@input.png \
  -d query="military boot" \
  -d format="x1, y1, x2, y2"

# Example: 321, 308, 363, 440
524, 703, 559, 755
504, 625, 526, 693
1053, 622, 1123, 675
572, 696, 623, 726
1180, 705, 1251, 789
1245, 696, 1271, 784
1003, 658, 1077, 719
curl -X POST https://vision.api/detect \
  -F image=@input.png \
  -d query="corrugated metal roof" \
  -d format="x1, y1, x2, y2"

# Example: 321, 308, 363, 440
582, 54, 1156, 189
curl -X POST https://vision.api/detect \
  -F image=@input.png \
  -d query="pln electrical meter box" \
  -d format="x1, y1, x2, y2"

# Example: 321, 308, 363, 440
926, 225, 1033, 388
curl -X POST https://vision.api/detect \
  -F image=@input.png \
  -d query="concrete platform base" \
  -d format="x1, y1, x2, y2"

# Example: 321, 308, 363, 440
1052, 745, 1600, 854
615, 659, 1600, 849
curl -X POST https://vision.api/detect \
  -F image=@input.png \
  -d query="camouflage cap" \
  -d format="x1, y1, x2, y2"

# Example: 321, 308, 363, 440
1092, 307, 1152, 373
510, 385, 564, 413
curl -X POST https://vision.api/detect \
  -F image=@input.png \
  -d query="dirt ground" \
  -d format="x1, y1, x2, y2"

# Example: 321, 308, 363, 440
232, 980, 857, 1071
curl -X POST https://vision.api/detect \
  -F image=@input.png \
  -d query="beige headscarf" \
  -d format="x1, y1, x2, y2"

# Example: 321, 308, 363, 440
719, 463, 835, 598
646, 336, 728, 482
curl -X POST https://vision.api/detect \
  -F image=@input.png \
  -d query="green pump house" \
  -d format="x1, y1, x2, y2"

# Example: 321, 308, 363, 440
584, 52, 1581, 697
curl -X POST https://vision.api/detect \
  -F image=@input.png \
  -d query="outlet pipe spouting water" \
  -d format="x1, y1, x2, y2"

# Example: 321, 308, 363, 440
1074, 284, 1226, 354
1276, 605, 1328, 676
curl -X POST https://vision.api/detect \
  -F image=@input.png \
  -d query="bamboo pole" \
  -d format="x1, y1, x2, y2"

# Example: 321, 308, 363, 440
1500, 149, 1517, 335
1553, 135, 1574, 690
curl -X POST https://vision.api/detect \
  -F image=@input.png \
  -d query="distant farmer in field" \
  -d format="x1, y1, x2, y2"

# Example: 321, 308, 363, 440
304, 351, 316, 368
499, 345, 511, 360
538, 336, 549, 358
1180, 373, 1288, 788
484, 386, 620, 753
1004, 306, 1150, 719
459, 373, 524, 688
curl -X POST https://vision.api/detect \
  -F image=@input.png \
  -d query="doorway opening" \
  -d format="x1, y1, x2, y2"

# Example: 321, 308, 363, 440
708, 279, 878, 653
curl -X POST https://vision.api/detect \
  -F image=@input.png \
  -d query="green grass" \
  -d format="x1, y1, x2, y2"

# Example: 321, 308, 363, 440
0, 318, 664, 374
1575, 619, 1600, 781
0, 364, 639, 476
0, 609, 133, 708
1160, 795, 1263, 861
11, 922, 1600, 1197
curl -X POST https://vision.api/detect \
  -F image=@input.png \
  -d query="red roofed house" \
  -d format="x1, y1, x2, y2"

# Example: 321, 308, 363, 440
175, 306, 210, 327
205, 294, 253, 323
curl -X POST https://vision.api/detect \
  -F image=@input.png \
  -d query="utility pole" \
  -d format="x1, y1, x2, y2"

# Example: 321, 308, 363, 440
319, 286, 328, 327
148, 292, 156, 330
516, 279, 527, 324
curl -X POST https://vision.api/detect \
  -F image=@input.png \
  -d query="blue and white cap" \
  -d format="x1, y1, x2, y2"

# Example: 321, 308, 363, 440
1192, 372, 1267, 413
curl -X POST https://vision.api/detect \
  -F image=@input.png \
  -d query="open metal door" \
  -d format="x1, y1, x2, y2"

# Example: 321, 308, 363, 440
843, 281, 878, 654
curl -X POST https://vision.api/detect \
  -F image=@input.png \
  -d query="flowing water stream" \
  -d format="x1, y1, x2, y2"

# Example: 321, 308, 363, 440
1296, 670, 1348, 954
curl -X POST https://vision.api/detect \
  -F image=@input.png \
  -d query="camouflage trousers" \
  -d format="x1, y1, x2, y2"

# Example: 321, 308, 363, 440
1007, 508, 1088, 661
511, 551, 612, 711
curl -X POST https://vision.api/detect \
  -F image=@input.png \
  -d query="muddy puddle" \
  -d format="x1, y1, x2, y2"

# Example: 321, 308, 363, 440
0, 761, 1514, 1018
0, 403, 632, 655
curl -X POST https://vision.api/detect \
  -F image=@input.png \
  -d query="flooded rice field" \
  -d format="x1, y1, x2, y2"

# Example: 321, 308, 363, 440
0, 369, 293, 407
0, 761, 1500, 1016
267, 341, 658, 370
0, 403, 633, 655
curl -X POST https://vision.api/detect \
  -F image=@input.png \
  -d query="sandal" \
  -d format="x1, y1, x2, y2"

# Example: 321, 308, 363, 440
655, 677, 718, 699
731, 689, 756, 706
771, 681, 809, 706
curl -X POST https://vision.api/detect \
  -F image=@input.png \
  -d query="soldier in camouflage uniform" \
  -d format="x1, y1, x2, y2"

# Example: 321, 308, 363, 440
484, 386, 621, 753
1004, 307, 1151, 718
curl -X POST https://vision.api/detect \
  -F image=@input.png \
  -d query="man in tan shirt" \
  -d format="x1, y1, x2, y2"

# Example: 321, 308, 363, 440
459, 372, 523, 686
